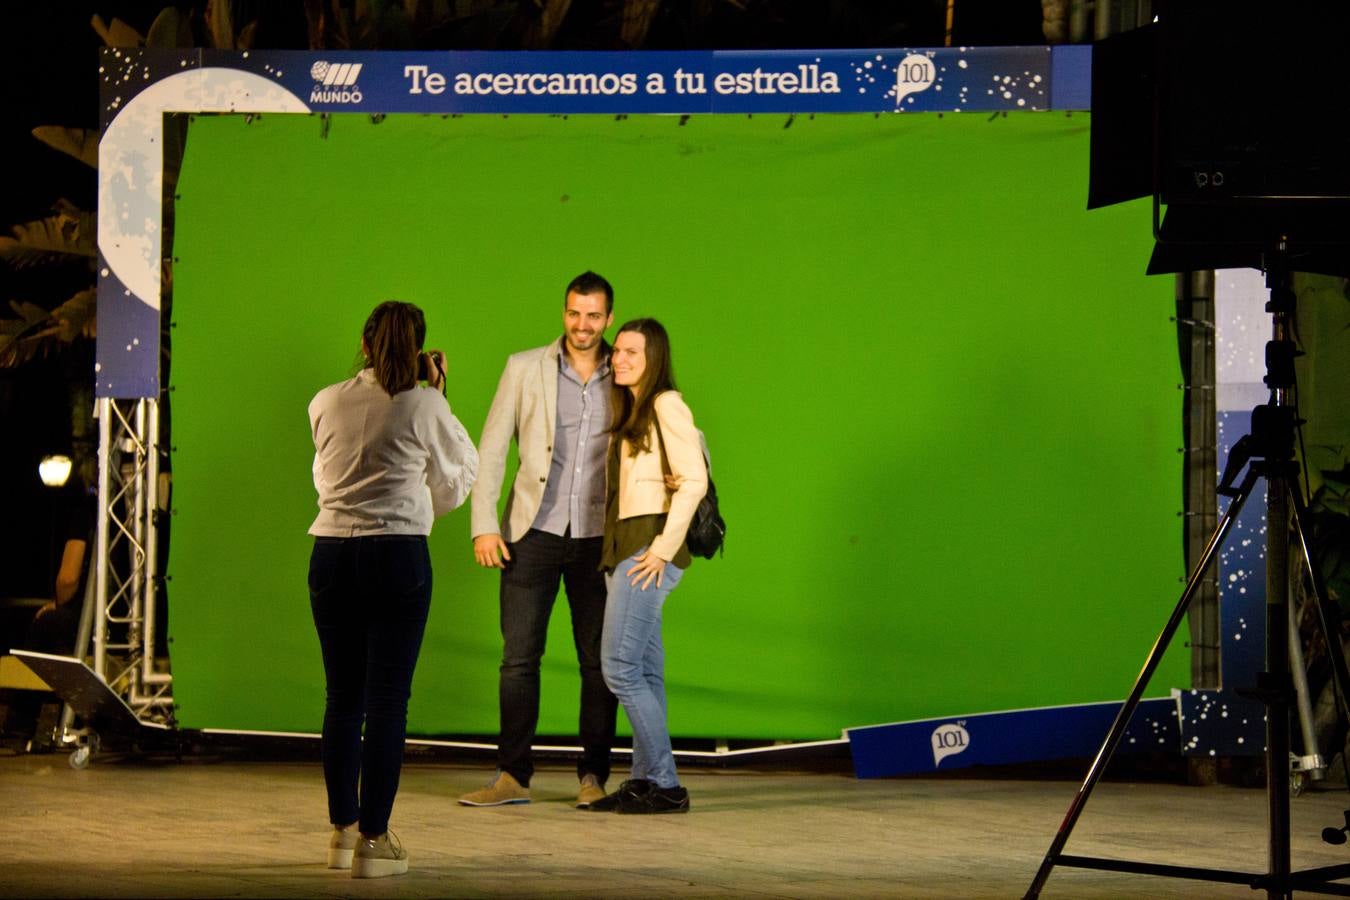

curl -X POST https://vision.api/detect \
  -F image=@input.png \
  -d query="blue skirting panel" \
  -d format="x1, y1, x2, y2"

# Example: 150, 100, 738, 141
847, 697, 1182, 779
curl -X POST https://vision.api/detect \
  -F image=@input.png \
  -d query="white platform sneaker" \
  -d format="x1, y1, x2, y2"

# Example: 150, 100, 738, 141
327, 824, 358, 869
351, 831, 408, 879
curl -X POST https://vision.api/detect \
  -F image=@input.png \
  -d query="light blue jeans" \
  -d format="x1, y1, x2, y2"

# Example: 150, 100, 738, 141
601, 550, 685, 789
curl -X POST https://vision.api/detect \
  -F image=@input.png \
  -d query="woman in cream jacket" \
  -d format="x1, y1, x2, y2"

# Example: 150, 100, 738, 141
591, 318, 707, 814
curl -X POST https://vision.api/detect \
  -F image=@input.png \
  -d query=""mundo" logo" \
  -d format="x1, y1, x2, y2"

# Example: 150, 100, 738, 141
310, 61, 364, 104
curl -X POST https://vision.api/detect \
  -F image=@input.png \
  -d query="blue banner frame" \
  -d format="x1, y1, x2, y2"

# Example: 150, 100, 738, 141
96, 45, 1091, 397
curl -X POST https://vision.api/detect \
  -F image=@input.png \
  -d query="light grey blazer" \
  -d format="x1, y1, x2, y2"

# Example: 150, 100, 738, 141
470, 340, 562, 542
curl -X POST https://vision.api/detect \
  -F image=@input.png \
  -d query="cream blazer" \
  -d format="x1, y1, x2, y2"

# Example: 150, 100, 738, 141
470, 340, 563, 542
617, 391, 708, 561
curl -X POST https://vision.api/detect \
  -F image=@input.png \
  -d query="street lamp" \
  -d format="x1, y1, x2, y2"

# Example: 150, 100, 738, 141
39, 454, 72, 488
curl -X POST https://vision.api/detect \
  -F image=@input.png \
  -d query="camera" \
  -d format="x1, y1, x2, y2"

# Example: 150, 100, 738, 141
417, 350, 445, 383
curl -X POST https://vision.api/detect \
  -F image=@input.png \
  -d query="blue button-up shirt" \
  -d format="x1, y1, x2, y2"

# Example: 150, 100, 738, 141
531, 346, 611, 539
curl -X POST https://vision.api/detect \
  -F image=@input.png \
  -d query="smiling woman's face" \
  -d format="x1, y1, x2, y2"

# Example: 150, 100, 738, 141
612, 329, 647, 392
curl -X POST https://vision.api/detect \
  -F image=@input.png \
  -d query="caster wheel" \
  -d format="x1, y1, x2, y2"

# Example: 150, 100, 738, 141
68, 733, 101, 770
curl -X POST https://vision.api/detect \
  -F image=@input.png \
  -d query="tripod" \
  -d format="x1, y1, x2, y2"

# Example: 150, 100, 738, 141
1026, 255, 1350, 899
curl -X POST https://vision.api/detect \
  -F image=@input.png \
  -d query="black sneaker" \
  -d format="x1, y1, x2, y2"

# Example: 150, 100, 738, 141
618, 783, 689, 814
588, 778, 651, 812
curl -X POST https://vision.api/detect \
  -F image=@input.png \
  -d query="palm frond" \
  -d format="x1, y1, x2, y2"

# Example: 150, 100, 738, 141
48, 288, 97, 342
207, 0, 236, 49
0, 206, 97, 267
32, 126, 99, 169
3, 299, 55, 328
146, 6, 193, 48
90, 14, 146, 48
0, 290, 97, 368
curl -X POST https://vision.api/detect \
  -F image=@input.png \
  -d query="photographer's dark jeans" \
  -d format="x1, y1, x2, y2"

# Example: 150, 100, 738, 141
498, 529, 616, 786
309, 535, 431, 836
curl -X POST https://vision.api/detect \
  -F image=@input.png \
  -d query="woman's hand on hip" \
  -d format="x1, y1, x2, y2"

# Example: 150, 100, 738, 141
628, 547, 669, 590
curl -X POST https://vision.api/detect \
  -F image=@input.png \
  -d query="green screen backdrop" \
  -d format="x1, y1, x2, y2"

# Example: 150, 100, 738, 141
169, 112, 1185, 738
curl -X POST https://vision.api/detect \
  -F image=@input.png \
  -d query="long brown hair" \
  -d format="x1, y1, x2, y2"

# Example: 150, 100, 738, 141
361, 301, 426, 395
610, 318, 677, 455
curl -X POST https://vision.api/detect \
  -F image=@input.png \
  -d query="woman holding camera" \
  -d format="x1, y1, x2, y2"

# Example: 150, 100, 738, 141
592, 318, 707, 814
307, 301, 477, 877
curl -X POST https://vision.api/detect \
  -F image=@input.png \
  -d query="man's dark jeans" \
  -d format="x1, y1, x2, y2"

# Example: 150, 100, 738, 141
310, 535, 431, 836
498, 528, 615, 786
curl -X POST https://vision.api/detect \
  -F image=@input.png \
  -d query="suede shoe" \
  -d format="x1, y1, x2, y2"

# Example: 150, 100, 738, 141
327, 823, 359, 869
618, 783, 689, 814
576, 773, 606, 809
588, 778, 651, 812
351, 831, 408, 879
458, 770, 530, 806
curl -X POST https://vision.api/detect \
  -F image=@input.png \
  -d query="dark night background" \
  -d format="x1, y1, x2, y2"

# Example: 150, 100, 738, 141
0, 1, 1045, 602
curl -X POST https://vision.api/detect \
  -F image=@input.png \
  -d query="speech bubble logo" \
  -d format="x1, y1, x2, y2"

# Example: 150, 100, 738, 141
931, 723, 971, 768
895, 53, 937, 105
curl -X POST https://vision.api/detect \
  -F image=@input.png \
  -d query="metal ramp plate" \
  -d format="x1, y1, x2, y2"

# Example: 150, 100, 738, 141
10, 650, 168, 734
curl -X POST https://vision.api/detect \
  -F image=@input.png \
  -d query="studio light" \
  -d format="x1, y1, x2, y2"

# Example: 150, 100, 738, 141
39, 454, 73, 488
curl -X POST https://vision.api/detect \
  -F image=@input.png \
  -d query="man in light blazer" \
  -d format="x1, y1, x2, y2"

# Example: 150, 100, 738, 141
459, 271, 618, 809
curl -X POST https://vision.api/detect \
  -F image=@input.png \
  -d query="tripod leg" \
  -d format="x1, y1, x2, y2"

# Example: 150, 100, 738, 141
1288, 483, 1350, 726
1289, 599, 1325, 786
1024, 467, 1261, 900
1266, 470, 1295, 899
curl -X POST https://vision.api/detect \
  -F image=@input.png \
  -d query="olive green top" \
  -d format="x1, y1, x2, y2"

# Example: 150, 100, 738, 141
600, 440, 692, 573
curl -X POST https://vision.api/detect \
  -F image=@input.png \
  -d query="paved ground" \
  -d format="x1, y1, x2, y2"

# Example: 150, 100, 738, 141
7, 748, 1350, 897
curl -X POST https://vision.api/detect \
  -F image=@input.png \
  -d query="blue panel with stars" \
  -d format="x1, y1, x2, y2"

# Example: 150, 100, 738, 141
1179, 270, 1272, 757
1178, 688, 1266, 757
848, 697, 1181, 779
1217, 409, 1268, 688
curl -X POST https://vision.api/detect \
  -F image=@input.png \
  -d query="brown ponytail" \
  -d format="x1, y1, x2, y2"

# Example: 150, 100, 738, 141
361, 301, 426, 395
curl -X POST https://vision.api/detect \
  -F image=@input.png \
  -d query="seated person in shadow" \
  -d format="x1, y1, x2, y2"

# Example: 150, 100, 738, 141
27, 460, 97, 655
2, 463, 96, 749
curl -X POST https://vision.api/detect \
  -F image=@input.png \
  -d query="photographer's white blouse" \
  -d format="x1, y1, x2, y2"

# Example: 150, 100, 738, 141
308, 368, 478, 537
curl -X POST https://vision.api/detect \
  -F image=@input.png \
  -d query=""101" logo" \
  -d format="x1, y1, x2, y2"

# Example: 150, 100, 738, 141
895, 53, 937, 106
931, 721, 970, 767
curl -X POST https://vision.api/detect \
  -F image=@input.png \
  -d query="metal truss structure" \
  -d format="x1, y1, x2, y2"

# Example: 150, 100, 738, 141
79, 396, 173, 727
